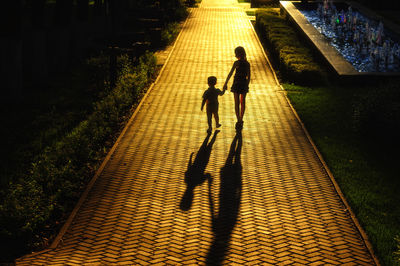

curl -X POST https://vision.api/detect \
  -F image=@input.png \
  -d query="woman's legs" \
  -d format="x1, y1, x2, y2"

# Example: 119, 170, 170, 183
240, 93, 247, 121
234, 93, 240, 122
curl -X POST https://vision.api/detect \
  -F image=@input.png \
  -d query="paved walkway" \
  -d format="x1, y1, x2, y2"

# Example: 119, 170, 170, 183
18, 0, 376, 265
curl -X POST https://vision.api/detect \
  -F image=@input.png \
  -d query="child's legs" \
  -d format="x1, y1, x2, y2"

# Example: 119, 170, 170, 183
206, 106, 212, 129
213, 104, 220, 125
240, 93, 247, 120
213, 110, 219, 125
234, 93, 240, 121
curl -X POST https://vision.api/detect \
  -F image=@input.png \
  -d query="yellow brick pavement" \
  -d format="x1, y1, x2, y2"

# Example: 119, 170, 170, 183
17, 0, 377, 265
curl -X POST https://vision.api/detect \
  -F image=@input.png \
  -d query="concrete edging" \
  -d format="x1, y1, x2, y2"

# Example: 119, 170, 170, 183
280, 0, 400, 77
249, 9, 380, 266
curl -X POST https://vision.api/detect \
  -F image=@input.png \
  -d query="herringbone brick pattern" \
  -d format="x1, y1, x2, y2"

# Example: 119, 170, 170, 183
17, 0, 376, 265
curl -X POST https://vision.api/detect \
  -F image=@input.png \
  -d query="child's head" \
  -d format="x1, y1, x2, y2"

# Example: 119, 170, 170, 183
235, 46, 246, 60
208, 76, 217, 86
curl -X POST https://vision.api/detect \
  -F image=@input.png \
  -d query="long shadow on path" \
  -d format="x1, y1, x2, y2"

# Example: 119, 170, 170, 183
206, 132, 243, 265
180, 130, 219, 211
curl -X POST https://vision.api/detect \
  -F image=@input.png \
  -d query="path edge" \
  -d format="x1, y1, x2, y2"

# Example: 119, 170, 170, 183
16, 9, 191, 263
247, 14, 381, 266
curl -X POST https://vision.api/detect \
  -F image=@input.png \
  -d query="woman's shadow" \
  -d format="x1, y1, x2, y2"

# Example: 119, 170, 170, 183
180, 130, 220, 211
206, 132, 243, 265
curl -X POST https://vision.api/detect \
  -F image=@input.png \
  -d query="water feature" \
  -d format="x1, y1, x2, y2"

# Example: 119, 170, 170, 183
298, 0, 400, 72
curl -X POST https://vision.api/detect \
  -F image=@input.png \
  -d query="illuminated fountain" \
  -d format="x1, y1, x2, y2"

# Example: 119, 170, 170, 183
299, 0, 400, 72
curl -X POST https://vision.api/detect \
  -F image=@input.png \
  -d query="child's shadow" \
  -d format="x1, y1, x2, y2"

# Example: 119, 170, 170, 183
180, 130, 220, 211
206, 132, 242, 265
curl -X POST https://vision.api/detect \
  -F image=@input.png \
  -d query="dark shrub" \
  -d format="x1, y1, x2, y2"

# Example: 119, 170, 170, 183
256, 9, 327, 85
0, 52, 157, 262
395, 236, 400, 263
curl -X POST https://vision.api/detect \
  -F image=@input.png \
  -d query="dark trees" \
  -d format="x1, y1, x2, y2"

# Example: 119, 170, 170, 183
77, 0, 89, 21
54, 0, 73, 27
31, 0, 46, 28
0, 0, 22, 39
0, 0, 23, 98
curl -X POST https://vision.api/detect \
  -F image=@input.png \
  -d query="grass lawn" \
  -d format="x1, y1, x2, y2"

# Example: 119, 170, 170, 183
284, 83, 400, 265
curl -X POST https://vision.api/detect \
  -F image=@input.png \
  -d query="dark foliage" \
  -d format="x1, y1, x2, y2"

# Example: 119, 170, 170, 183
0, 52, 156, 262
256, 9, 327, 85
395, 236, 400, 263
354, 0, 400, 9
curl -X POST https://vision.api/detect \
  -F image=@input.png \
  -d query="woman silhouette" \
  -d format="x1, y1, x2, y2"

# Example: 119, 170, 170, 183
223, 46, 251, 130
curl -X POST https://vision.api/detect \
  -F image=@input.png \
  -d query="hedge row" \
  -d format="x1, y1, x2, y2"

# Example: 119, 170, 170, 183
0, 52, 157, 261
255, 8, 327, 84
396, 236, 400, 263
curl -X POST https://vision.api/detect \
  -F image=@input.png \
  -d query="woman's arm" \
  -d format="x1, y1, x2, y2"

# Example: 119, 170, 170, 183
223, 62, 236, 90
247, 63, 251, 85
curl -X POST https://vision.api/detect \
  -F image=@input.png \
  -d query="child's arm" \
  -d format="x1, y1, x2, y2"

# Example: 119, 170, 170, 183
201, 98, 206, 111
223, 62, 236, 90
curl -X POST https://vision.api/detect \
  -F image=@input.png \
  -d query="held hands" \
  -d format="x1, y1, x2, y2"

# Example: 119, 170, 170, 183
223, 84, 228, 91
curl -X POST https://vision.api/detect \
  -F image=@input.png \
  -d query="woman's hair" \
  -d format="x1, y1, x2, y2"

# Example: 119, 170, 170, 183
235, 46, 246, 59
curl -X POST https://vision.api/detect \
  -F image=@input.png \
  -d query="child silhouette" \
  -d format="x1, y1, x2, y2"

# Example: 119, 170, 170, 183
201, 76, 226, 133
